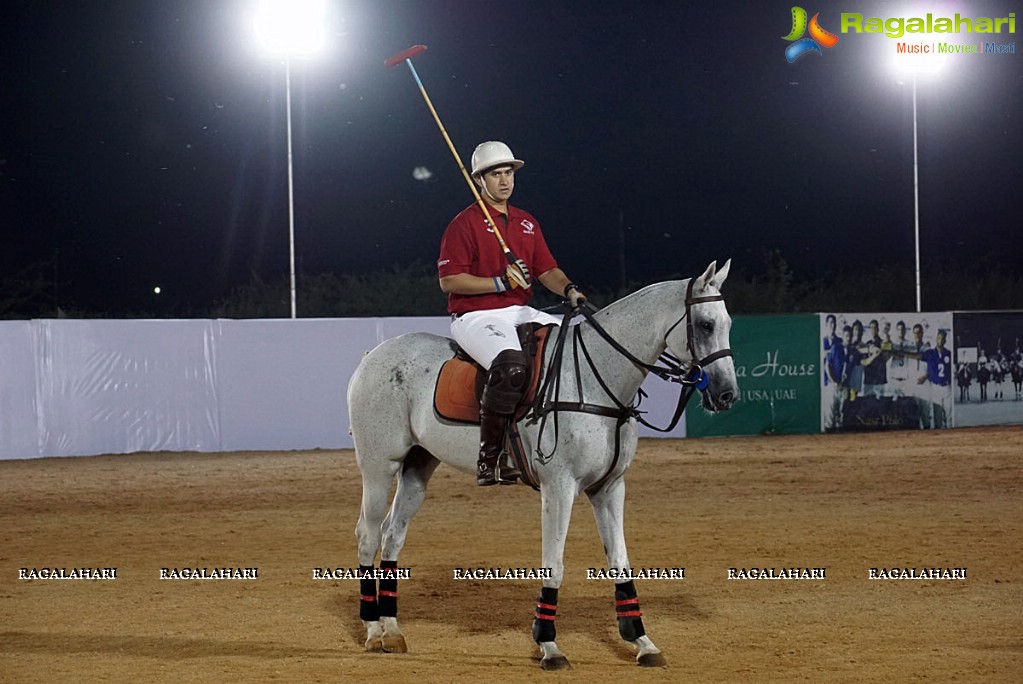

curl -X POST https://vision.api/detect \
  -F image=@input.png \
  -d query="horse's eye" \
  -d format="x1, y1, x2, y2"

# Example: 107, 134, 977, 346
699, 321, 714, 333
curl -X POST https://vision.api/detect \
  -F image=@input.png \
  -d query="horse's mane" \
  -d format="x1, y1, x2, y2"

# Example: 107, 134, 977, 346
591, 279, 688, 320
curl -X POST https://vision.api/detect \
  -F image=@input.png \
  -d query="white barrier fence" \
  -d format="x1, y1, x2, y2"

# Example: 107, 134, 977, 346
0, 318, 686, 461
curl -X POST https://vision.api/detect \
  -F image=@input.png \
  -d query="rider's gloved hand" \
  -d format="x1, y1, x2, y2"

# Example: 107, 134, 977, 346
505, 259, 531, 289
564, 283, 586, 308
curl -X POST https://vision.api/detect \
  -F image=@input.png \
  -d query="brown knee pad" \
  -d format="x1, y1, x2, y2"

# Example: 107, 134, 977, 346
481, 349, 528, 414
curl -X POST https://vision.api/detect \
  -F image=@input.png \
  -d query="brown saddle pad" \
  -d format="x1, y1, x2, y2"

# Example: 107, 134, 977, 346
434, 324, 554, 424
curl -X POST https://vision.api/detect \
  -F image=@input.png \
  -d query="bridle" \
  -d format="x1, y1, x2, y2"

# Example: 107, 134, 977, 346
535, 278, 732, 426
670, 276, 735, 372
526, 278, 733, 494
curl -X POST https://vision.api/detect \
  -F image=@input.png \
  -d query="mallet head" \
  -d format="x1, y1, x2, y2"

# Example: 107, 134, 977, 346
385, 45, 427, 68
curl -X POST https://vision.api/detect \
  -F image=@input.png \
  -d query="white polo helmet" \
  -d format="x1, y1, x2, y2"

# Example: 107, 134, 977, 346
470, 141, 524, 177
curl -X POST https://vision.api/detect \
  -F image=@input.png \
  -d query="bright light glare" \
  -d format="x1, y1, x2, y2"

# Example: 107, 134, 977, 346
253, 0, 327, 56
890, 50, 949, 77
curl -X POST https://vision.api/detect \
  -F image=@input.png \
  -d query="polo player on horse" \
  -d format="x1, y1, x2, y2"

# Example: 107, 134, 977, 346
437, 141, 586, 486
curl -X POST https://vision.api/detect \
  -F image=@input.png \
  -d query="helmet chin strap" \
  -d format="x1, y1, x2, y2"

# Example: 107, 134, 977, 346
477, 175, 499, 205
480, 180, 495, 203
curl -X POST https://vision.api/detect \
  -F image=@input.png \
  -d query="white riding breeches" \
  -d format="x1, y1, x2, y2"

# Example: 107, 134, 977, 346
450, 305, 561, 370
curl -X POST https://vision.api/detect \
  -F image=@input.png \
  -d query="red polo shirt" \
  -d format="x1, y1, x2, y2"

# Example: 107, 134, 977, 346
438, 202, 558, 315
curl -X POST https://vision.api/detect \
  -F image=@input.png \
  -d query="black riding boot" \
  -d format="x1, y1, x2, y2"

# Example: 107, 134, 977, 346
477, 408, 513, 486
478, 349, 529, 486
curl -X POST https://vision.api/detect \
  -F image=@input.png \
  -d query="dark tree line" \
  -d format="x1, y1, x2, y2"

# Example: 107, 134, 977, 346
207, 250, 1023, 318
3, 251, 1021, 320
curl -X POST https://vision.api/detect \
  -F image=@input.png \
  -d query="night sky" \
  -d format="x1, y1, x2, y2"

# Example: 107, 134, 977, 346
2, 0, 1021, 315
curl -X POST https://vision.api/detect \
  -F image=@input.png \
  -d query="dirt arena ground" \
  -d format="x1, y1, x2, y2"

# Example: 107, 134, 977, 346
2, 426, 1021, 682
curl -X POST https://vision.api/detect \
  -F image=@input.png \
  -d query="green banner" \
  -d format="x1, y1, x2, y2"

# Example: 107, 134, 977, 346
686, 315, 820, 436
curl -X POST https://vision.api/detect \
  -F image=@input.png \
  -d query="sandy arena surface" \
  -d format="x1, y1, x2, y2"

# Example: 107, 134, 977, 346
1, 426, 1021, 682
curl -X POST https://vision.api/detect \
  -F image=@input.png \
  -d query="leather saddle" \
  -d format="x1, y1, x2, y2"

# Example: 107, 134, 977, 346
434, 323, 554, 424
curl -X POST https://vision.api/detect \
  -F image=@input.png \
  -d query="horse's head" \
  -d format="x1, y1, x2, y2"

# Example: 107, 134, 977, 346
667, 260, 739, 413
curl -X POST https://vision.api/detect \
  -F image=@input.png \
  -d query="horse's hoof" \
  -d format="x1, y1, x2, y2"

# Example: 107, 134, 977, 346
364, 636, 384, 652
541, 655, 571, 670
381, 633, 408, 653
637, 652, 667, 667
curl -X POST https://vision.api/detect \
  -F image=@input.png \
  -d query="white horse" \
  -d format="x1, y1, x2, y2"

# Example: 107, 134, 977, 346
349, 260, 738, 669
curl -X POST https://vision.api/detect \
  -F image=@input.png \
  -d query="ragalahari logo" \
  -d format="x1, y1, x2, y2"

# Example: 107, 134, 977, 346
783, 7, 839, 62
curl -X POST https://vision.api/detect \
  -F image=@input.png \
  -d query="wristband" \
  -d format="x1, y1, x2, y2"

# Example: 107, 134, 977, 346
563, 282, 578, 298
495, 276, 508, 293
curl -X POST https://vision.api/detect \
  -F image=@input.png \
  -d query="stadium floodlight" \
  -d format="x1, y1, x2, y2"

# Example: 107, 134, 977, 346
891, 51, 947, 313
253, 0, 327, 57
252, 0, 327, 318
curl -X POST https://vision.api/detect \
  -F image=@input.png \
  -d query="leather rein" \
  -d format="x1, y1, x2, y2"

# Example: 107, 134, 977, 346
527, 278, 732, 494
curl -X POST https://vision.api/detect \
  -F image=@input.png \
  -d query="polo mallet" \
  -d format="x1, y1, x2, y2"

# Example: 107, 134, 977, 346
384, 45, 528, 288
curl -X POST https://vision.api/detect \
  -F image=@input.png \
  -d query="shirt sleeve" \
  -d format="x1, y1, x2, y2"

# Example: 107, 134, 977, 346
437, 212, 476, 278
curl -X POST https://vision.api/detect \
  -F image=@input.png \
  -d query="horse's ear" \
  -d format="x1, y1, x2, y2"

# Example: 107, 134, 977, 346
710, 258, 731, 290
695, 260, 718, 292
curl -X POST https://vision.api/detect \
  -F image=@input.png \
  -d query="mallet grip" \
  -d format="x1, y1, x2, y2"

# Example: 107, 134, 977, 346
384, 45, 427, 68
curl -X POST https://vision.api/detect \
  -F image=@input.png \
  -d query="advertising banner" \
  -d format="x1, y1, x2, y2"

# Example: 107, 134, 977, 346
821, 312, 953, 432
687, 315, 819, 437
951, 312, 1023, 426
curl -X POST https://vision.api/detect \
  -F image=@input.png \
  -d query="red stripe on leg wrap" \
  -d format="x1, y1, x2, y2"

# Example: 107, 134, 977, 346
379, 590, 398, 598
615, 598, 639, 606
617, 610, 643, 618
360, 595, 377, 602
534, 612, 557, 620
536, 602, 557, 611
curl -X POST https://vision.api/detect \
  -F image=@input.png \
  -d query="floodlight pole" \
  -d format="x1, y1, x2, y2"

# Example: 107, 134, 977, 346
253, 0, 326, 319
912, 73, 921, 313
284, 55, 296, 316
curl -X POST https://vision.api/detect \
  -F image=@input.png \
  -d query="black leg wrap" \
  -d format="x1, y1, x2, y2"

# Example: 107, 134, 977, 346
531, 586, 558, 644
359, 565, 379, 622
378, 560, 398, 618
615, 580, 646, 641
